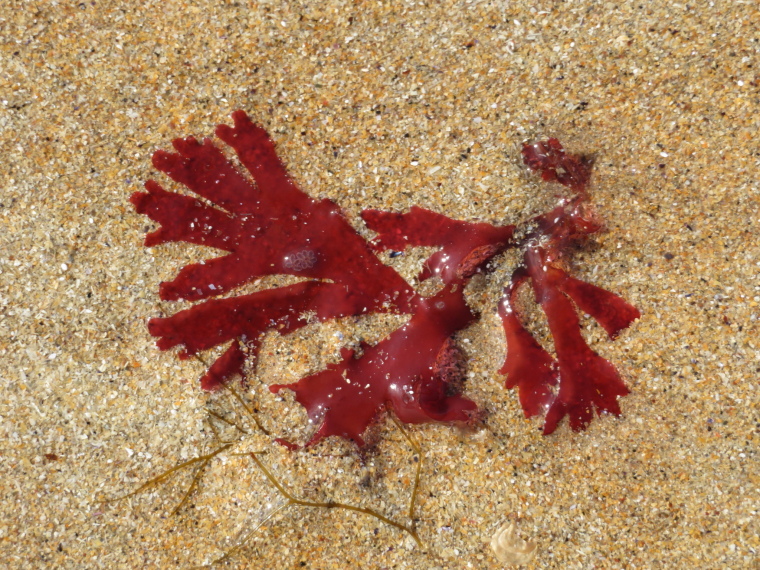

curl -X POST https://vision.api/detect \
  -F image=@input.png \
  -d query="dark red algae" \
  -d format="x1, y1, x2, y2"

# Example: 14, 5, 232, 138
132, 112, 640, 444
501, 140, 641, 433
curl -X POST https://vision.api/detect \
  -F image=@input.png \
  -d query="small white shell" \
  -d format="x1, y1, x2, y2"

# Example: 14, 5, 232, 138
490, 521, 537, 565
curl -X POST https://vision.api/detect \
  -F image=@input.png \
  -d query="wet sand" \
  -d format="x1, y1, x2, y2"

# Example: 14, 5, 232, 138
1, 1, 757, 568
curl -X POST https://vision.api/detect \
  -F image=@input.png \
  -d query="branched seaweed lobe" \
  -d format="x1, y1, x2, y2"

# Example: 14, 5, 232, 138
499, 139, 640, 433
132, 112, 639, 444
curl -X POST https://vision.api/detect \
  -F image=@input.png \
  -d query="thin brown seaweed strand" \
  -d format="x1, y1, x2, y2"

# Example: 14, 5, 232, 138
181, 344, 269, 437
164, 314, 268, 438
222, 381, 269, 436
107, 443, 234, 505
388, 412, 423, 526
245, 451, 423, 547
207, 498, 290, 567
204, 413, 227, 444
206, 409, 249, 437
121, 311, 424, 560
170, 454, 214, 516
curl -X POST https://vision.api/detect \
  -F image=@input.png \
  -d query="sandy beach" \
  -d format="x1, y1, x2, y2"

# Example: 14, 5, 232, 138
1, 1, 757, 568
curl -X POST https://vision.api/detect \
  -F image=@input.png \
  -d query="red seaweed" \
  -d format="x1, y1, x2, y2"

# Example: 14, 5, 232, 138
132, 115, 639, 443
132, 111, 417, 393
499, 139, 641, 433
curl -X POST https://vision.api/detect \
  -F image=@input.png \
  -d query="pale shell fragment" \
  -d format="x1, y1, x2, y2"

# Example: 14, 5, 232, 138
490, 521, 537, 565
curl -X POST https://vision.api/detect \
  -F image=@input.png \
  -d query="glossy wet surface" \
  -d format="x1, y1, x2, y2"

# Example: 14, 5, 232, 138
1, 2, 758, 568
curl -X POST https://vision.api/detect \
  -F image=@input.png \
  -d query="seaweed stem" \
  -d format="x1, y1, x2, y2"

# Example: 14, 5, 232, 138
246, 451, 423, 547
207, 409, 249, 436
107, 443, 234, 505
209, 499, 290, 566
113, 355, 426, 564
389, 413, 422, 524
222, 382, 269, 436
